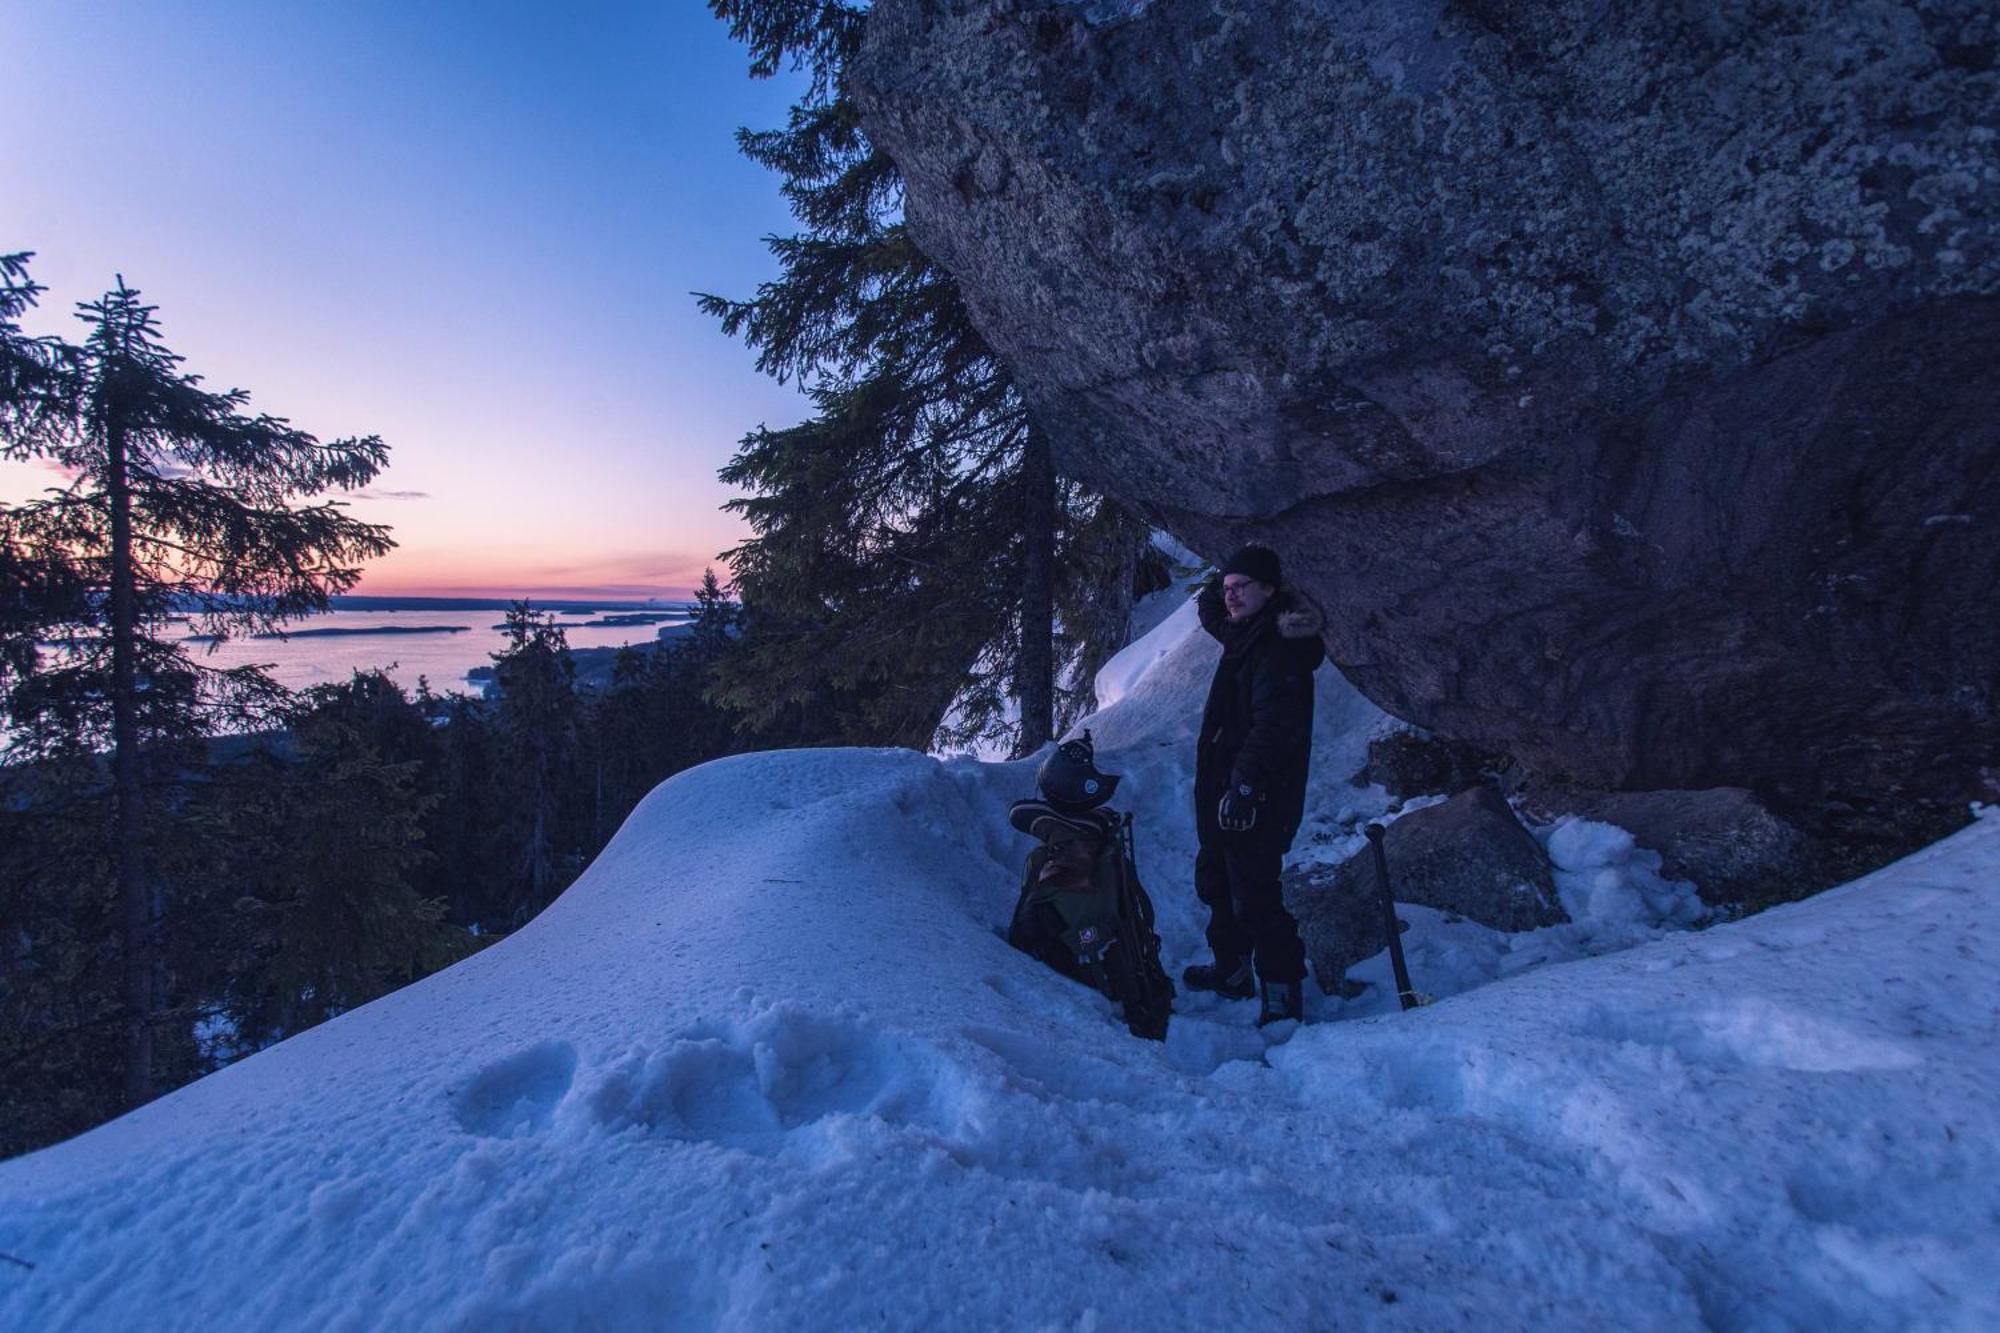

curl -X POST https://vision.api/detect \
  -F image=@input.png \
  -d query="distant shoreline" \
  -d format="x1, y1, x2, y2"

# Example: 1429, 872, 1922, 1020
486, 613, 685, 631
330, 595, 694, 614
186, 625, 472, 642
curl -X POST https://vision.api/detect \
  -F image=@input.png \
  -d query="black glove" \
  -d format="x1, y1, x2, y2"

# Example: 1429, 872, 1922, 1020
1218, 783, 1265, 833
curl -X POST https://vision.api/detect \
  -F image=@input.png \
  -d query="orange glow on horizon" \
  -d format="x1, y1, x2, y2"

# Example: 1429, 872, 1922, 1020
352, 579, 710, 602
351, 550, 732, 603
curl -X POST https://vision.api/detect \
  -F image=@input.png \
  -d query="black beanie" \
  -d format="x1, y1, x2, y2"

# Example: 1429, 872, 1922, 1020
1220, 544, 1281, 587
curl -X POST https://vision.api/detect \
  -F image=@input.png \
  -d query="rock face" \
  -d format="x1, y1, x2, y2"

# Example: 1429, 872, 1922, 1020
1524, 785, 1813, 908
1288, 786, 1565, 992
1358, 728, 1515, 803
853, 0, 2000, 824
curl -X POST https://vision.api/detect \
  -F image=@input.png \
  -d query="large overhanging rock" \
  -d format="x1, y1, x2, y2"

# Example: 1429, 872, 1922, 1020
853, 0, 2000, 824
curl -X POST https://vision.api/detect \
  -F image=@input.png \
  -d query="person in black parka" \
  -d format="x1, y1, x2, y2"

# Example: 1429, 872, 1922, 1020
1186, 544, 1325, 1025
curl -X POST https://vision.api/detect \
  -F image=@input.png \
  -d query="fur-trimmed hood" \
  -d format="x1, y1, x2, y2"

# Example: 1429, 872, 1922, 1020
1274, 586, 1325, 641
1196, 575, 1327, 646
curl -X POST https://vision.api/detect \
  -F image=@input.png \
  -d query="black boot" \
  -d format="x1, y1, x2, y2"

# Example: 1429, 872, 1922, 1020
1257, 980, 1303, 1027
1182, 957, 1255, 999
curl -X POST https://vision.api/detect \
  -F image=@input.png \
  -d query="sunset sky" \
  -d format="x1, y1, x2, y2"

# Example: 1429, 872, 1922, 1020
2, 2, 811, 600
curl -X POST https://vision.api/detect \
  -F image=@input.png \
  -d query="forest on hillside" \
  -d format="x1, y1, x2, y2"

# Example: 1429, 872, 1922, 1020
2, 3, 1167, 1157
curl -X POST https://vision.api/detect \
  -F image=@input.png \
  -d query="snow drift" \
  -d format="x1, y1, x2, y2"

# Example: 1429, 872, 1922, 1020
2, 606, 1995, 1330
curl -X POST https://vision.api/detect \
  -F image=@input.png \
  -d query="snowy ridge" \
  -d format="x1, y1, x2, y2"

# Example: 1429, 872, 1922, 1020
2, 610, 1995, 1330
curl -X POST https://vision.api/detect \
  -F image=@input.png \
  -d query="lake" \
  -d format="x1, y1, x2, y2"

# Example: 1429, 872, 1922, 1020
176, 602, 693, 695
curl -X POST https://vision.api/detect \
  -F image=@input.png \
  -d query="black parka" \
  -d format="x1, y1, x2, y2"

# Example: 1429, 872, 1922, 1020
1194, 579, 1326, 843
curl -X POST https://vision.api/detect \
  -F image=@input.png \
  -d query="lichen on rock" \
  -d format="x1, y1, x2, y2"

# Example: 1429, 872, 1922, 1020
854, 0, 2000, 841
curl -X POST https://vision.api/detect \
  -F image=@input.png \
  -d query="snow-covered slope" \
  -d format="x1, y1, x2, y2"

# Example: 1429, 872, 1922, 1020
3, 609, 1995, 1331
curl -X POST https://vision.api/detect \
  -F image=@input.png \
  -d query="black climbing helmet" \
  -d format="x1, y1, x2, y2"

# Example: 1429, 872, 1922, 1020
1008, 798, 1118, 842
1036, 730, 1120, 812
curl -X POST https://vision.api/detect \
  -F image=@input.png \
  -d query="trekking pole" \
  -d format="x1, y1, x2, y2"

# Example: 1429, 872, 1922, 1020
1118, 809, 1173, 1036
1365, 823, 1420, 1011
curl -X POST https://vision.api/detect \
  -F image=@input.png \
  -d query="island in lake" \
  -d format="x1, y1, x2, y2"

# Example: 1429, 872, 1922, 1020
185, 625, 472, 643
588, 613, 681, 627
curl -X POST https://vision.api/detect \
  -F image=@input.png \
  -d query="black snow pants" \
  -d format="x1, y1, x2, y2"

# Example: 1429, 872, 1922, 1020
1193, 821, 1307, 986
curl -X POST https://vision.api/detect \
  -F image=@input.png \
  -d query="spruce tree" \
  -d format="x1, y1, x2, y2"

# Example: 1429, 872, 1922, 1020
0, 252, 67, 440
585, 645, 662, 842
675, 568, 742, 763
1, 253, 90, 688
217, 676, 465, 1045
0, 276, 393, 1106
0, 762, 125, 1155
705, 2, 1156, 755
1017, 429, 1056, 753
690, 566, 739, 654
489, 602, 582, 923
579, 603, 741, 849
422, 683, 513, 930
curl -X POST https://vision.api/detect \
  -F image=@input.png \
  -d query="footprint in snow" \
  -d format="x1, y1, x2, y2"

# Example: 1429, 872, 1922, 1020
1162, 1012, 1279, 1076
581, 1009, 966, 1155
451, 1040, 578, 1138
960, 1024, 1160, 1106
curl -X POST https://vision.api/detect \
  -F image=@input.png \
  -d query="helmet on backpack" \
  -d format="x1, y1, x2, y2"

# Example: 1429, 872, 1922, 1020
1007, 798, 1118, 842
1036, 730, 1120, 812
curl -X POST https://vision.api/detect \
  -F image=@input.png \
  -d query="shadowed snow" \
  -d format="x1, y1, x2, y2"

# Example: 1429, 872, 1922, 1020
2, 605, 1995, 1331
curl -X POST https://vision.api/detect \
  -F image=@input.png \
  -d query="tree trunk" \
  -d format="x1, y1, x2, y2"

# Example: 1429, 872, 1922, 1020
526, 791, 547, 922
1016, 427, 1056, 756
1075, 543, 1132, 723
594, 750, 606, 846
106, 399, 153, 1108
1066, 504, 1148, 725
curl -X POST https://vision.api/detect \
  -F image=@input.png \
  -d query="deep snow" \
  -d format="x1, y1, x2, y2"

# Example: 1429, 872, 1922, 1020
1, 602, 1995, 1331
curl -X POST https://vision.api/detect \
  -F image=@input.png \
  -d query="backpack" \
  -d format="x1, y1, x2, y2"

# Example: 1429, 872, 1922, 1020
1006, 804, 1175, 1041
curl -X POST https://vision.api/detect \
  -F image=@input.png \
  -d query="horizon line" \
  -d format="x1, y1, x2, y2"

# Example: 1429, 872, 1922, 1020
349, 584, 709, 602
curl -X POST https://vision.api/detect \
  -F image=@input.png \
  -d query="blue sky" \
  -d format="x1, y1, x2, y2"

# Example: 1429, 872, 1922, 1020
2, 1, 812, 597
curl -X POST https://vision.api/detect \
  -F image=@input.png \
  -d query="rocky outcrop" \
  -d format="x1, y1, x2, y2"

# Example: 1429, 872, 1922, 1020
853, 0, 2000, 827
1523, 785, 1813, 908
1288, 786, 1564, 992
1357, 728, 1515, 803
